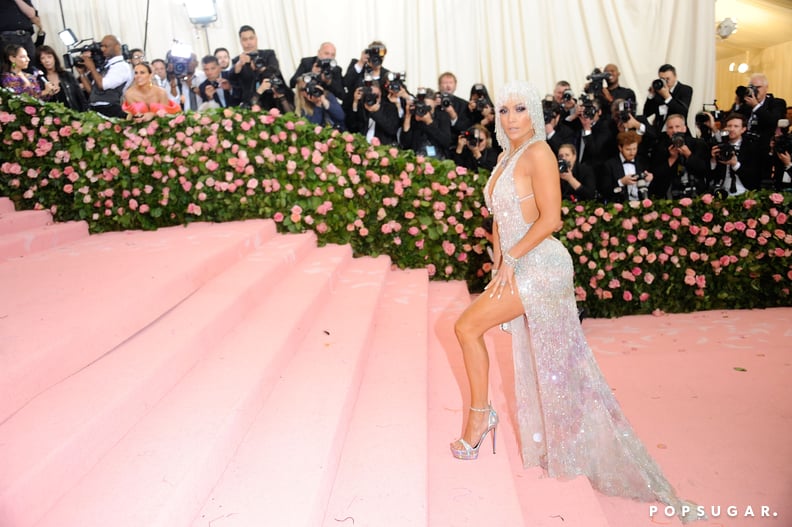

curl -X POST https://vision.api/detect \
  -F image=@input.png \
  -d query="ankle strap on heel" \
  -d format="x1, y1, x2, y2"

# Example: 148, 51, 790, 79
470, 405, 490, 412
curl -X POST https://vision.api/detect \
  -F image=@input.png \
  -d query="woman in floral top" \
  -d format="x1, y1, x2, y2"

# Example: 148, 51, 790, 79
1, 43, 56, 99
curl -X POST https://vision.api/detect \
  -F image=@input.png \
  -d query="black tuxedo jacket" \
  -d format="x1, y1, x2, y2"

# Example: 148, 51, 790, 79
709, 137, 763, 192
342, 59, 390, 94
289, 56, 345, 101
343, 96, 400, 146
229, 49, 281, 104
561, 163, 597, 201
599, 155, 652, 202
400, 108, 453, 157
569, 118, 615, 171
546, 124, 576, 156
650, 135, 711, 197
642, 81, 693, 130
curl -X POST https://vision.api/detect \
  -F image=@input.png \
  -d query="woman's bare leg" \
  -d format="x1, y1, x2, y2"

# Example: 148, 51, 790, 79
452, 284, 524, 449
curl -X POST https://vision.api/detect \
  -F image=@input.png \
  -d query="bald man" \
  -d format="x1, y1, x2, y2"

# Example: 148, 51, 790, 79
77, 34, 132, 118
289, 41, 344, 101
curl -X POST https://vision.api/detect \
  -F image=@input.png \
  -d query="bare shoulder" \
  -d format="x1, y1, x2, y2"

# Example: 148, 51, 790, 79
515, 140, 556, 175
155, 86, 170, 104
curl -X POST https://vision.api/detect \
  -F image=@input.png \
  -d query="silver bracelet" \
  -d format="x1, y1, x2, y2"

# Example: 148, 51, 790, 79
502, 252, 518, 268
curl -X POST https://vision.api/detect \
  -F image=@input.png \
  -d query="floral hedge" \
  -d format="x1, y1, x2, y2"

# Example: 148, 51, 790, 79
1, 88, 790, 318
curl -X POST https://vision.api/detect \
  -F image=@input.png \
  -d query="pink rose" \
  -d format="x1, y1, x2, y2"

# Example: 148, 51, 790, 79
623, 291, 633, 301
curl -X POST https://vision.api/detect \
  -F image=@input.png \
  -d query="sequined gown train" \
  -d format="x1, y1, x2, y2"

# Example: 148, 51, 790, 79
485, 139, 697, 519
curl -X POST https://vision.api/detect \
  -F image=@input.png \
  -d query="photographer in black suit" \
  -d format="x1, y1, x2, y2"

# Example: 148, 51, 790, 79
708, 112, 762, 196
289, 42, 344, 102
600, 131, 654, 203
343, 40, 390, 93
344, 76, 400, 145
739, 73, 787, 180
609, 97, 658, 160
229, 25, 285, 107
649, 114, 710, 198
544, 98, 575, 156
198, 55, 239, 109
449, 124, 497, 173
642, 64, 693, 132
557, 143, 597, 202
437, 71, 471, 136
399, 87, 453, 159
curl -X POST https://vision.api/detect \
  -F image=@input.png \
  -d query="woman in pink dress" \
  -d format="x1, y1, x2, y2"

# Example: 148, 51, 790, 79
122, 62, 180, 121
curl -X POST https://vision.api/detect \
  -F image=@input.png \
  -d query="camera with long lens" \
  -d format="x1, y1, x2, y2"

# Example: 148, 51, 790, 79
62, 41, 106, 70
316, 58, 337, 77
386, 71, 404, 93
365, 45, 386, 68
558, 158, 570, 174
584, 68, 611, 95
562, 89, 575, 103
361, 74, 378, 106
671, 132, 686, 149
462, 127, 483, 148
617, 99, 634, 123
413, 88, 431, 116
302, 73, 324, 98
652, 78, 666, 92
581, 96, 598, 119
716, 142, 736, 163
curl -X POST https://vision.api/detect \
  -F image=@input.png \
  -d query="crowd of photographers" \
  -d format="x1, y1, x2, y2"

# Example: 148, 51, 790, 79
545, 64, 792, 200
2, 12, 791, 197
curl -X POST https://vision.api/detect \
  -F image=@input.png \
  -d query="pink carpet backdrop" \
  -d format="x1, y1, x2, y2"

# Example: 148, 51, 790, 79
1, 88, 790, 317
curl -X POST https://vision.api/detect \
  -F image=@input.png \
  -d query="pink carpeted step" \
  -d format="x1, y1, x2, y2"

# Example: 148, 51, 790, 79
425, 280, 529, 527
0, 219, 274, 424
0, 208, 53, 235
487, 327, 611, 527
0, 197, 15, 214
0, 230, 319, 527
322, 268, 430, 526
191, 255, 393, 527
0, 220, 89, 260
425, 282, 613, 527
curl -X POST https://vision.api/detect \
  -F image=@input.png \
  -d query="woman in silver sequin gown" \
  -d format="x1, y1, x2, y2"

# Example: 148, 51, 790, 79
451, 81, 700, 523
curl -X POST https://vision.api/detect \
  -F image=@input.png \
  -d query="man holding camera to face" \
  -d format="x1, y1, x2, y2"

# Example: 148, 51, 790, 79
449, 124, 497, 173
289, 42, 344, 102
737, 73, 787, 181
399, 87, 453, 159
642, 64, 693, 132
198, 55, 239, 109
343, 40, 390, 93
649, 114, 710, 198
344, 75, 400, 145
77, 34, 132, 118
230, 25, 288, 108
708, 112, 762, 196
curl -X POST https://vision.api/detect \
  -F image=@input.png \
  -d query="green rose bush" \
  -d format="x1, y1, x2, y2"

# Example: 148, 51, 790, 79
1, 88, 790, 317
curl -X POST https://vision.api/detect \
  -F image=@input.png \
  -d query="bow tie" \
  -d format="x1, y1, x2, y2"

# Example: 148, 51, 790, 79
622, 160, 635, 165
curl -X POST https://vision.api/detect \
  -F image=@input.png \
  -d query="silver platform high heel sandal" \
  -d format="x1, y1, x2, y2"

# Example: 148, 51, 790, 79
450, 404, 498, 460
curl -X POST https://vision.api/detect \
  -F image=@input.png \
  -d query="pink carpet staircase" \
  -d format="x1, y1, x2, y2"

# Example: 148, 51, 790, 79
3, 197, 788, 527
0, 196, 614, 527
